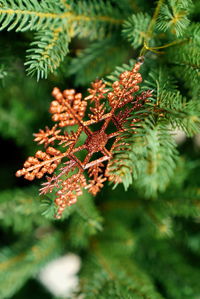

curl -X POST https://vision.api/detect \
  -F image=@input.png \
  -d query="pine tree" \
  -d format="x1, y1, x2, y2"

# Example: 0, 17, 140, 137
0, 0, 200, 298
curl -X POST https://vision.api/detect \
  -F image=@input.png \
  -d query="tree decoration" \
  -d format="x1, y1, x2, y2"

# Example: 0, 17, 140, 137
16, 58, 152, 218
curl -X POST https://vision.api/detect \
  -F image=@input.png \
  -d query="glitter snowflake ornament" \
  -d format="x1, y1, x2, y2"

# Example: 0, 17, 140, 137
16, 58, 152, 218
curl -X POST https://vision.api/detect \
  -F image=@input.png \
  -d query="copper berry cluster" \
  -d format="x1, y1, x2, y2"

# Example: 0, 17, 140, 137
16, 58, 152, 218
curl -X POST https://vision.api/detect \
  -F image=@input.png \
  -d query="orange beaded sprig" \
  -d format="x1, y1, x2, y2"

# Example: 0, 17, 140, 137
16, 58, 152, 218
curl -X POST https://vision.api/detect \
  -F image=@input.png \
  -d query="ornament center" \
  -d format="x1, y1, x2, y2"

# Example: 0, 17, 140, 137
86, 130, 108, 153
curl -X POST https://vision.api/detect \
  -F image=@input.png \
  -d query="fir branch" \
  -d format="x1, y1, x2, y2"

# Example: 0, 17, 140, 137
0, 0, 64, 32
156, 91, 200, 136
0, 187, 47, 233
167, 43, 200, 97
161, 187, 200, 218
68, 193, 103, 249
0, 0, 123, 33
133, 120, 178, 197
109, 118, 179, 197
143, 67, 200, 136
80, 240, 164, 298
122, 13, 151, 49
0, 73, 49, 145
185, 23, 200, 44
156, 0, 193, 37
70, 0, 123, 39
68, 36, 129, 85
0, 232, 62, 299
25, 25, 70, 80
135, 237, 200, 299
0, 101, 34, 144
0, 0, 124, 78
106, 59, 136, 83
143, 66, 178, 93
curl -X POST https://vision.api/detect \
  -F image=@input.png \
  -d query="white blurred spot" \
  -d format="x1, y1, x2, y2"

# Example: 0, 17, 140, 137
38, 254, 81, 298
171, 129, 186, 145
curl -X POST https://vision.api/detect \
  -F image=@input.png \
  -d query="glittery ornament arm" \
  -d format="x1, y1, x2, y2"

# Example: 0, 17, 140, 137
16, 58, 153, 218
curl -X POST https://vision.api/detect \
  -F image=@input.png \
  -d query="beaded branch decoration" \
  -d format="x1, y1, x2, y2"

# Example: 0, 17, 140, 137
16, 58, 152, 218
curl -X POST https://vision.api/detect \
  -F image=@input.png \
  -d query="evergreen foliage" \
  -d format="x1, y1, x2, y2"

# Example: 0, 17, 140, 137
67, 35, 130, 85
108, 118, 179, 196
156, 0, 193, 37
0, 232, 62, 299
0, 0, 200, 298
122, 13, 151, 48
0, 0, 125, 79
0, 187, 46, 233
